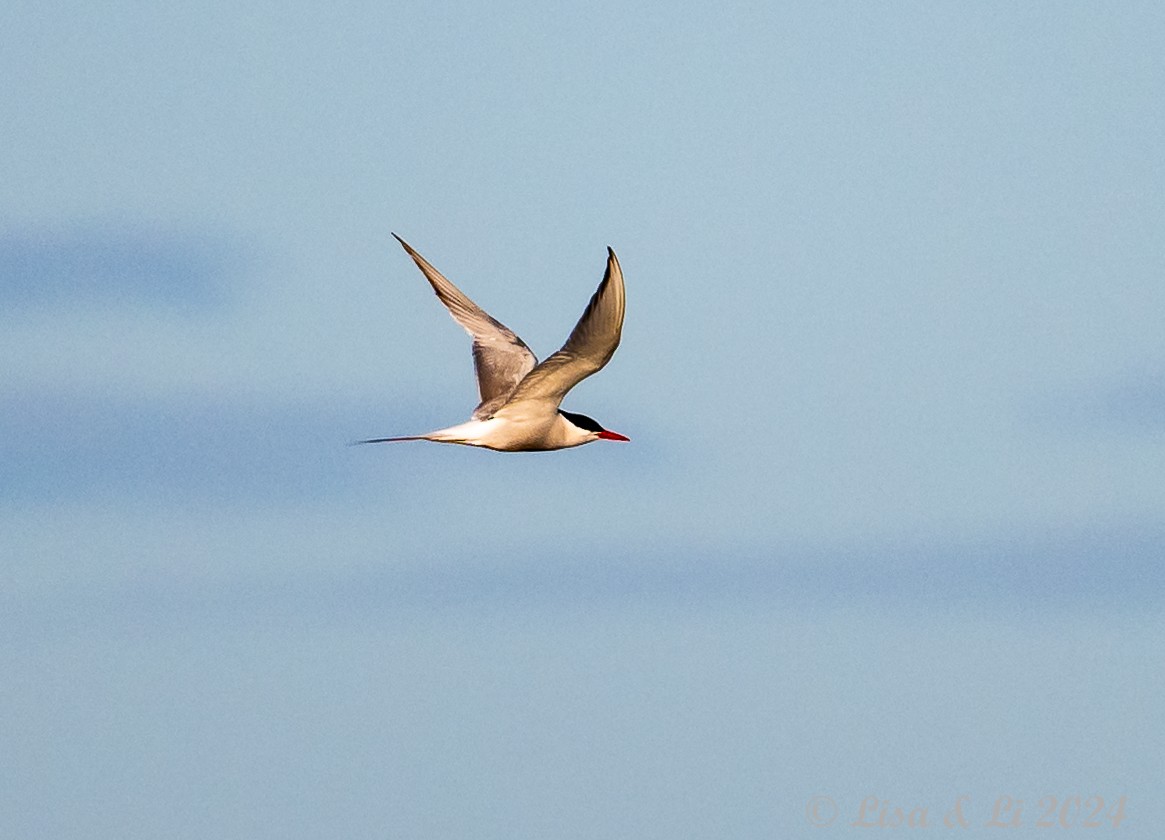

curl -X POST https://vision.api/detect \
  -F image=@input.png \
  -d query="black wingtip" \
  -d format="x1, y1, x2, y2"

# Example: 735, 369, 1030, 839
391, 232, 412, 252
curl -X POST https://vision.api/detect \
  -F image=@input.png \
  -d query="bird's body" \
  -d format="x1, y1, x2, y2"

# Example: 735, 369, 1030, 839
358, 235, 629, 452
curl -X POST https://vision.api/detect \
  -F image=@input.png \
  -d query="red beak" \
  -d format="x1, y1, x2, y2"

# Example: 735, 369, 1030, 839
598, 430, 630, 442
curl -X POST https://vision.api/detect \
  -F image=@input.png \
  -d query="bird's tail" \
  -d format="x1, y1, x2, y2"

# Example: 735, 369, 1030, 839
352, 421, 483, 447
349, 435, 430, 446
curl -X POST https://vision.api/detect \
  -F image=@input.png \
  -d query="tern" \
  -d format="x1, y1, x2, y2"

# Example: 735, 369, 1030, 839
357, 235, 629, 451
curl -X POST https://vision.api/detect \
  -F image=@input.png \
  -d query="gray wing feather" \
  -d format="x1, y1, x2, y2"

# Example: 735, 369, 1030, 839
393, 235, 537, 419
503, 247, 625, 409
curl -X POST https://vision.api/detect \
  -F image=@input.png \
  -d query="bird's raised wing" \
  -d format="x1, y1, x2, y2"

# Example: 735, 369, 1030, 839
394, 234, 537, 418
502, 247, 625, 410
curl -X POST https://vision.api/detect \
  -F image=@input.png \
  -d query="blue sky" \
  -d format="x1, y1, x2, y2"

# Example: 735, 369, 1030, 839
3, 2, 1164, 838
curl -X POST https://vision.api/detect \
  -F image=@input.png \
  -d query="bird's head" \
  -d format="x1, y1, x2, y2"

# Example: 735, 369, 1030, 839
559, 410, 630, 444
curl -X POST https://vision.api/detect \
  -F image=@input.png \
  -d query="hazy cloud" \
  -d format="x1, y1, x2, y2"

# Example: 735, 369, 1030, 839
0, 389, 363, 504
1097, 376, 1165, 429
6, 524, 1161, 639
1030, 373, 1165, 433
0, 226, 240, 311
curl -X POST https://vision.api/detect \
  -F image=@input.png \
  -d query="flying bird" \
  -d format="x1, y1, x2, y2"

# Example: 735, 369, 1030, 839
357, 234, 629, 451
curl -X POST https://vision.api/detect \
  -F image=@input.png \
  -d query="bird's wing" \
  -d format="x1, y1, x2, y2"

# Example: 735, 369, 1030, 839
502, 247, 625, 411
394, 234, 537, 419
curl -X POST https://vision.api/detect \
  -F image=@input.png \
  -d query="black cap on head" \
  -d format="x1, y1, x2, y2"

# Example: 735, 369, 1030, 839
558, 409, 605, 433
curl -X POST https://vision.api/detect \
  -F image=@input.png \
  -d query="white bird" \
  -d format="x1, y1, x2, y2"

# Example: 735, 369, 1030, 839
357, 234, 629, 451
